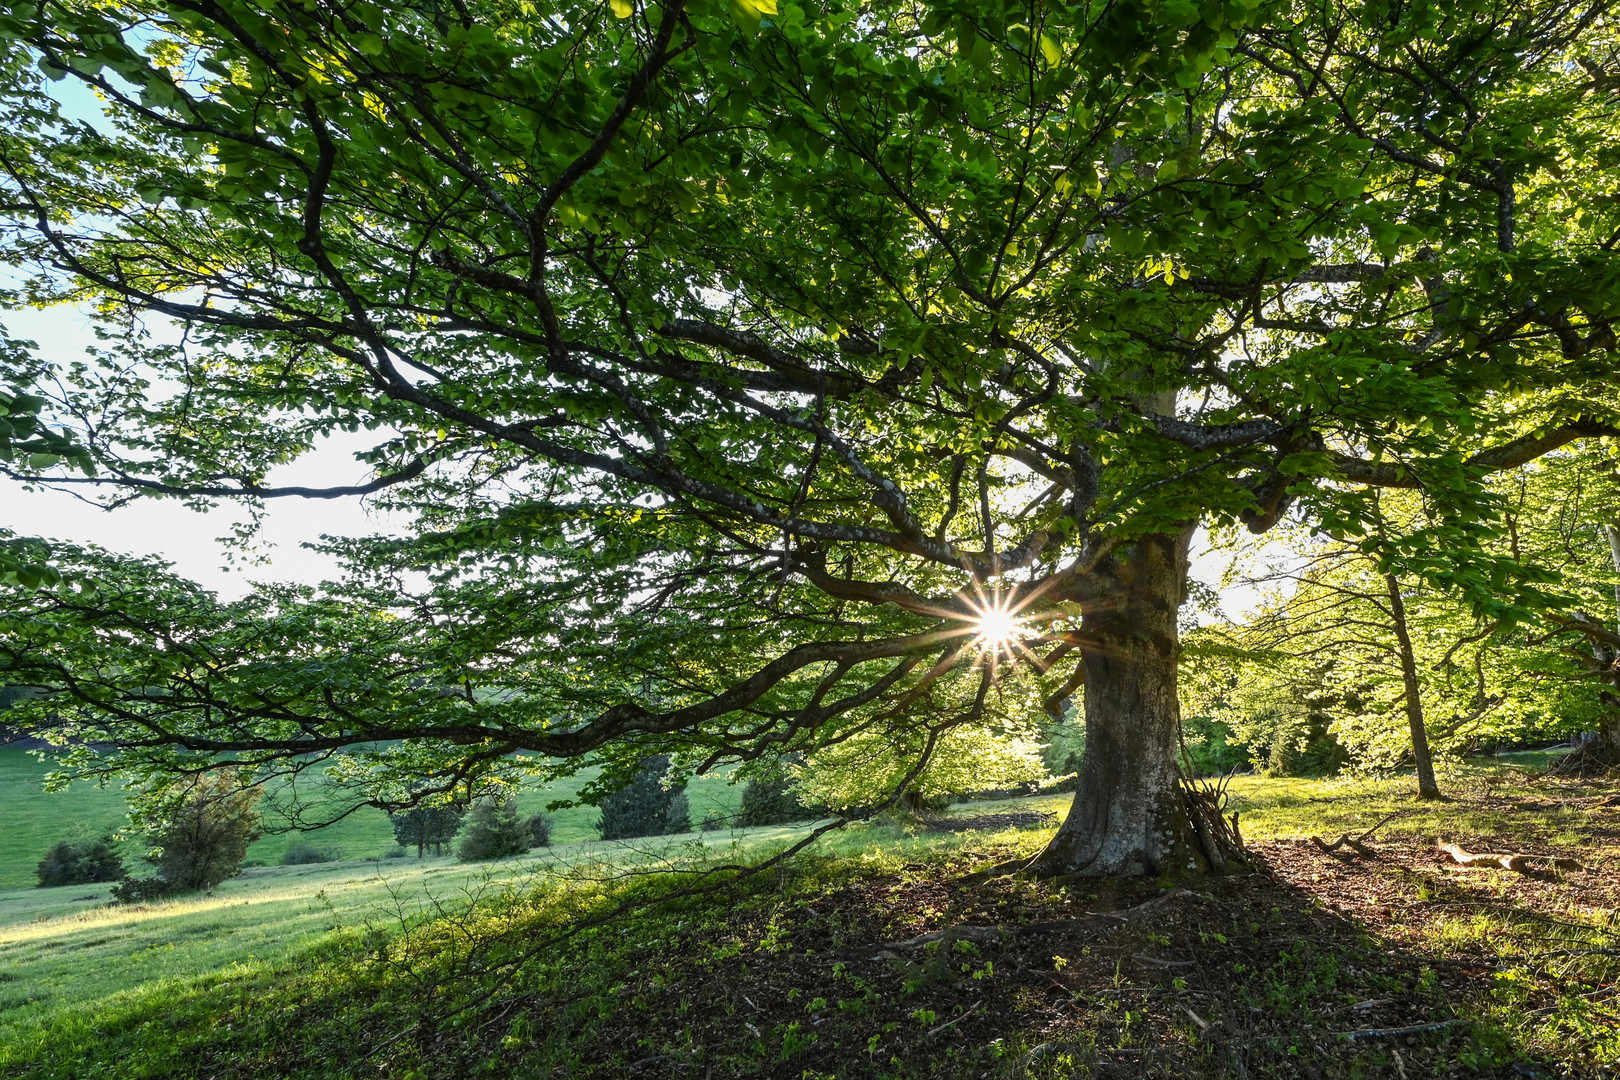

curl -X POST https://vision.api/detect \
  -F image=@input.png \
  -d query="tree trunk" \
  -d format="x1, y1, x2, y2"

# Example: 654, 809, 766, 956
1383, 571, 1443, 800
1029, 525, 1228, 878
1605, 523, 1620, 633
1598, 523, 1620, 754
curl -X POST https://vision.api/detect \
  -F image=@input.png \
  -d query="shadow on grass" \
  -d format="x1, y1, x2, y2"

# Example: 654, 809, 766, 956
8, 826, 1613, 1080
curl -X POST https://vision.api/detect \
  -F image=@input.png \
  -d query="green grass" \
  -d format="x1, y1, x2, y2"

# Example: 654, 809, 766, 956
0, 752, 135, 890
1, 752, 1612, 1078
0, 748, 752, 887
0, 822, 824, 1032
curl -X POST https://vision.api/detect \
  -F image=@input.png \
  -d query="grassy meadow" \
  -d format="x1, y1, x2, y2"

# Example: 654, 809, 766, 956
1, 750, 1615, 1078
0, 747, 753, 889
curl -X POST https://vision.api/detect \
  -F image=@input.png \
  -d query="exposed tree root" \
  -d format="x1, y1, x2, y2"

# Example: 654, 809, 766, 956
961, 774, 1250, 884
1438, 841, 1585, 874
957, 855, 1039, 884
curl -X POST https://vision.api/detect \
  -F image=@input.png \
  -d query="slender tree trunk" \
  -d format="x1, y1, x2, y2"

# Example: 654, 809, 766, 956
1600, 523, 1620, 750
1383, 571, 1443, 800
1030, 524, 1222, 877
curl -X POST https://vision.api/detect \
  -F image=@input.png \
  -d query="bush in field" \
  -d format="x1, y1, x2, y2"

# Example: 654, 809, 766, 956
699, 809, 728, 832
35, 833, 126, 887
596, 756, 690, 840
389, 803, 464, 857
457, 797, 532, 861
524, 812, 552, 849
735, 774, 821, 827
110, 876, 176, 903
280, 843, 336, 865
145, 772, 264, 892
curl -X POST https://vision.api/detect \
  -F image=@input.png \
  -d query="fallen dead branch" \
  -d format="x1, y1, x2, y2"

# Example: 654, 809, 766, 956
1310, 810, 1411, 860
1311, 834, 1376, 859
1438, 841, 1584, 874
1335, 1018, 1470, 1040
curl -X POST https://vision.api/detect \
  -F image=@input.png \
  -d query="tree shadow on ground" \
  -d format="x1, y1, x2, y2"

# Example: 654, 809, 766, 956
7, 793, 1615, 1080
397, 824, 1611, 1079
549, 846, 1554, 1079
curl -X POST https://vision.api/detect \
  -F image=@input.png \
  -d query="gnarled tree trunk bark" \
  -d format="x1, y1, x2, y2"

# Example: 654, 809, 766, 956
1029, 524, 1232, 878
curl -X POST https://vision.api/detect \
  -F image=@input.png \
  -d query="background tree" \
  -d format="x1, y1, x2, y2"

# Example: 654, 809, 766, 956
457, 796, 532, 861
735, 770, 821, 828
524, 812, 553, 849
596, 756, 691, 841
0, 0, 1616, 879
390, 804, 466, 858
1499, 446, 1620, 772
1197, 462, 1620, 782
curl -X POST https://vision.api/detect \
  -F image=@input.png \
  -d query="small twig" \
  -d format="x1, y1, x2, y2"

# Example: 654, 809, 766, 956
1355, 809, 1411, 841
1134, 954, 1196, 968
926, 1001, 982, 1038
1324, 997, 1396, 1016
1336, 1018, 1469, 1040
626, 1055, 700, 1071
1182, 1005, 1211, 1032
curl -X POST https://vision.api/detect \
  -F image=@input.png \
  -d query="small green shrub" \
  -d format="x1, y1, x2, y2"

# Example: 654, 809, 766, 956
146, 772, 264, 891
109, 876, 176, 904
382, 846, 409, 859
699, 809, 729, 831
35, 833, 126, 887
280, 843, 336, 865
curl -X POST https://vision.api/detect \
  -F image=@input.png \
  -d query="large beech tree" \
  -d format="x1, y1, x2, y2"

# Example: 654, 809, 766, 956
1, 0, 1618, 876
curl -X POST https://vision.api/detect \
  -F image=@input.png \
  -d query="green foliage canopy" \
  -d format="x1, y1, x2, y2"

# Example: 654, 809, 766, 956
0, 0, 1616, 811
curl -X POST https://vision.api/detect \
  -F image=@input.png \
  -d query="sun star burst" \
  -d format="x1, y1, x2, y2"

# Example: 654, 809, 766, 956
972, 602, 1029, 652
